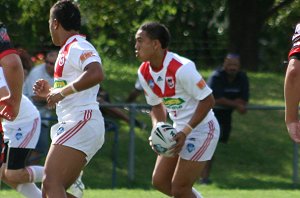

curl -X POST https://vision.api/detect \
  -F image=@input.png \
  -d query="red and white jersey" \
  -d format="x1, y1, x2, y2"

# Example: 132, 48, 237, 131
289, 23, 300, 58
138, 51, 214, 130
54, 35, 101, 121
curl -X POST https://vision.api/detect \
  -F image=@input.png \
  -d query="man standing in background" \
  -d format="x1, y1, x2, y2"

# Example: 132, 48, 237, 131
201, 53, 249, 184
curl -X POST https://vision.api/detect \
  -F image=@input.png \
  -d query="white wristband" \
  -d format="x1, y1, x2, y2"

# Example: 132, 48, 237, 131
71, 84, 78, 93
185, 123, 193, 130
59, 92, 65, 98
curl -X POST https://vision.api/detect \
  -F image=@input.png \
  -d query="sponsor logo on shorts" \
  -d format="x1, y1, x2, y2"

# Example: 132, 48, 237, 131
186, 143, 195, 153
15, 132, 23, 140
57, 126, 65, 135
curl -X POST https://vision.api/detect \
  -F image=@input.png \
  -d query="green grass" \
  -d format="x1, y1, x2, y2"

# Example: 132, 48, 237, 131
1, 60, 300, 197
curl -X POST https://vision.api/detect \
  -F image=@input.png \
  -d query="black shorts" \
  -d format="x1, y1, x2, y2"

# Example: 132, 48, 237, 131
3, 143, 32, 170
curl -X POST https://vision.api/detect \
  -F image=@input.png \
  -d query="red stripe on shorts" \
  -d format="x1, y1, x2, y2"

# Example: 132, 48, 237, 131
19, 117, 39, 148
190, 120, 215, 161
55, 110, 92, 145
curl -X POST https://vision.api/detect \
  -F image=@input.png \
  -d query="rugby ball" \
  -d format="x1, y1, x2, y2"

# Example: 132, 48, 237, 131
150, 122, 177, 157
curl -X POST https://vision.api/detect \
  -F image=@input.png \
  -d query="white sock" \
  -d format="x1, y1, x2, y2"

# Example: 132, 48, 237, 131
192, 187, 203, 198
16, 183, 42, 198
26, 165, 44, 182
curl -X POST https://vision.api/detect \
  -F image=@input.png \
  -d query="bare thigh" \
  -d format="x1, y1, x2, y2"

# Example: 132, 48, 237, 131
44, 144, 86, 188
173, 158, 206, 187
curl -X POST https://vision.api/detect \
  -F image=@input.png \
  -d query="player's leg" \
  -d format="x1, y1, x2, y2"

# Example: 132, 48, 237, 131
172, 159, 205, 198
152, 155, 178, 196
173, 118, 220, 198
1, 146, 43, 198
42, 144, 86, 198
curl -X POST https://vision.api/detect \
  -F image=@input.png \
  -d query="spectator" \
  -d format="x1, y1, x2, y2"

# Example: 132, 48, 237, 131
98, 87, 146, 130
125, 78, 143, 103
23, 50, 58, 164
284, 22, 300, 143
136, 21, 219, 198
201, 53, 249, 184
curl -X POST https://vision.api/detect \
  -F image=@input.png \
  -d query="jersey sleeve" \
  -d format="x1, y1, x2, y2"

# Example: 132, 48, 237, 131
137, 69, 162, 106
68, 42, 102, 71
177, 62, 212, 100
289, 23, 300, 59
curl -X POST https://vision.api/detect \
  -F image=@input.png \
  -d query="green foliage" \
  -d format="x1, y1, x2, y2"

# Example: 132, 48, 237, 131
1, 0, 300, 71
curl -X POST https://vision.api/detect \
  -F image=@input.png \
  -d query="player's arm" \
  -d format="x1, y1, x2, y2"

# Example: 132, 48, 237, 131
172, 94, 215, 155
150, 103, 167, 127
47, 61, 104, 106
0, 53, 24, 120
284, 57, 300, 143
285, 58, 300, 124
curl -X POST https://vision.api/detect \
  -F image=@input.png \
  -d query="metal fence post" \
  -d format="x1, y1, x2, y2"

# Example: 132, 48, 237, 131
293, 142, 299, 188
128, 103, 136, 182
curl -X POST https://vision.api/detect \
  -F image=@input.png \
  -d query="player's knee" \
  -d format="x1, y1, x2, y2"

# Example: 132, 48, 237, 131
4, 169, 25, 183
151, 174, 162, 190
171, 182, 191, 197
42, 173, 57, 192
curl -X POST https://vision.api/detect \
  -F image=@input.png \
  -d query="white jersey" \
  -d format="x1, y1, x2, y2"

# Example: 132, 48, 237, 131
138, 51, 215, 130
54, 34, 101, 121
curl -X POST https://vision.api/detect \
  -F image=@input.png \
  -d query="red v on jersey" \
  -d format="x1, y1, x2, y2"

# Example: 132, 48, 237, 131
54, 38, 78, 78
140, 58, 182, 97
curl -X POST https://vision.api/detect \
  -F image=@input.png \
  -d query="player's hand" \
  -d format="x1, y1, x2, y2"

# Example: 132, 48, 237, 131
46, 88, 64, 109
0, 100, 14, 121
287, 122, 300, 143
33, 79, 51, 99
148, 135, 160, 155
170, 132, 186, 155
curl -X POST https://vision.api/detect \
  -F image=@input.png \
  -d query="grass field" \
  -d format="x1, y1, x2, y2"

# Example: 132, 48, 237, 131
1, 58, 300, 197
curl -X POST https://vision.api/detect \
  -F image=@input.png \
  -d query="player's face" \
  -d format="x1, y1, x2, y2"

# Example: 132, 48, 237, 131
49, 10, 59, 46
135, 30, 156, 62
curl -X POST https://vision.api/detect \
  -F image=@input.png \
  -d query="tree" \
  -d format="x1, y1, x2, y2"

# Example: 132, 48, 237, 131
227, 0, 296, 71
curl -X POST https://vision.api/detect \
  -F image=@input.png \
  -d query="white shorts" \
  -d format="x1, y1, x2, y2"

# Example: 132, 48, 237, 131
179, 118, 220, 161
3, 117, 41, 149
51, 109, 105, 163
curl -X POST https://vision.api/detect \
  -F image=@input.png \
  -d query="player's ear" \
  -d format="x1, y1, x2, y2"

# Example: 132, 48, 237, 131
152, 39, 161, 50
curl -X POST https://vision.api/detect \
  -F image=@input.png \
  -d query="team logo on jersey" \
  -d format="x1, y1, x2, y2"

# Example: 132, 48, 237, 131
15, 132, 23, 140
197, 79, 206, 89
148, 79, 155, 89
157, 76, 163, 82
186, 143, 195, 153
54, 80, 67, 88
56, 126, 64, 135
163, 98, 185, 109
54, 55, 66, 78
80, 51, 94, 62
166, 76, 174, 88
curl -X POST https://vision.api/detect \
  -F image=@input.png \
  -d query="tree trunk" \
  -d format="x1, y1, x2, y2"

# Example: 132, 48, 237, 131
228, 0, 264, 71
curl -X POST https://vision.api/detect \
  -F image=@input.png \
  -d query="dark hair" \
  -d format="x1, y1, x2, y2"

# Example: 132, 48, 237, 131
17, 48, 33, 72
139, 22, 170, 49
51, 0, 81, 31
